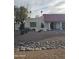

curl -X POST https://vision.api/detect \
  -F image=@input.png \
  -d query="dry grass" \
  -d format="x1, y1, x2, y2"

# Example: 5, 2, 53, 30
14, 48, 65, 59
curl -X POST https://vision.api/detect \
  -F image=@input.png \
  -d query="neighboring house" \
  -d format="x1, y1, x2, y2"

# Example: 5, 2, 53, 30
15, 14, 65, 31
43, 14, 65, 31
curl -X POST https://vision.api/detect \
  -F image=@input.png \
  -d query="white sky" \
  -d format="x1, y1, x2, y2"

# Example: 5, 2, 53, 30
14, 0, 65, 18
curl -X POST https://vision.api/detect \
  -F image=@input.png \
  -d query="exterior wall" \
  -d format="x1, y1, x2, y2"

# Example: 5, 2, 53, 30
59, 22, 63, 30
14, 23, 20, 30
55, 22, 60, 30
15, 16, 64, 31
44, 22, 50, 30
24, 17, 47, 31
24, 19, 30, 28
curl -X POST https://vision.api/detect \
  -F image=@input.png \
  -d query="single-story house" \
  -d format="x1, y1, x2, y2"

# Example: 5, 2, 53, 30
24, 14, 65, 31
15, 14, 65, 31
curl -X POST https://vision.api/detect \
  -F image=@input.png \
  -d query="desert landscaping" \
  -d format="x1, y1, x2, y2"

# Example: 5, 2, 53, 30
14, 31, 65, 59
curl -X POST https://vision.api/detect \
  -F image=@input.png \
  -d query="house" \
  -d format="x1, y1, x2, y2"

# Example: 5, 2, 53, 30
25, 14, 65, 31
43, 14, 65, 31
15, 14, 65, 31
24, 16, 45, 31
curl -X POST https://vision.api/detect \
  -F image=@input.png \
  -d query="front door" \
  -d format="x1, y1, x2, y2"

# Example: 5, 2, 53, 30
50, 22, 56, 30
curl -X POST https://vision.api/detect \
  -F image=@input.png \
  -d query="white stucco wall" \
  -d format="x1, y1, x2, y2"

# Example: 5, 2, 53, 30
44, 22, 50, 30
24, 16, 47, 31
14, 23, 20, 30
15, 17, 64, 31
59, 22, 63, 30
55, 22, 60, 30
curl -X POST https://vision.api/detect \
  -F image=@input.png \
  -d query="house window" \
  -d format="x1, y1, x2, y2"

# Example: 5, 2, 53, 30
30, 22, 36, 27
41, 23, 44, 28
62, 22, 65, 30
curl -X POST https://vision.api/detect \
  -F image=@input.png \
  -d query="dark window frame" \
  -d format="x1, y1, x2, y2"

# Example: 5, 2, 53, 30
30, 22, 36, 27
41, 23, 44, 28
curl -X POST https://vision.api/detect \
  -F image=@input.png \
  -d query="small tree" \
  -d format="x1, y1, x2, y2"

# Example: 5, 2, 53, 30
19, 6, 28, 22
14, 6, 28, 23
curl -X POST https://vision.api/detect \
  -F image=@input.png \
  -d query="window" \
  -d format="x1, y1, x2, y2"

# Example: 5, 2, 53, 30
30, 22, 36, 27
41, 23, 44, 28
62, 22, 65, 30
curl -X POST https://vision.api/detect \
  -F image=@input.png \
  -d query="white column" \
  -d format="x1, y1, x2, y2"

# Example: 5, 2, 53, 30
48, 23, 51, 30
56, 22, 59, 30
60, 22, 63, 30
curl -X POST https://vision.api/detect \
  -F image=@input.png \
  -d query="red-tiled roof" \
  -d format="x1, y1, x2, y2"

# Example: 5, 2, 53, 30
43, 14, 65, 22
